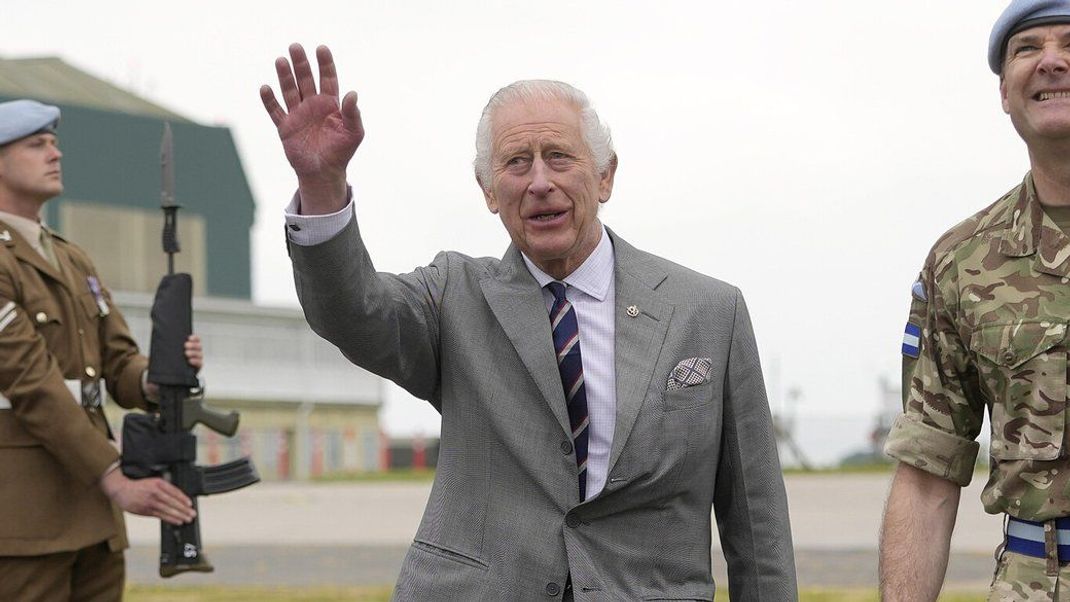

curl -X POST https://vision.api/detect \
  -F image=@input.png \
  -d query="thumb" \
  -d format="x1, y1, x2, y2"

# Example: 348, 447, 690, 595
340, 91, 363, 134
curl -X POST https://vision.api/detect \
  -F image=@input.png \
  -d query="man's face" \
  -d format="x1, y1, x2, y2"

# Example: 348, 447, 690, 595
1001, 24, 1070, 145
0, 132, 63, 203
481, 98, 615, 279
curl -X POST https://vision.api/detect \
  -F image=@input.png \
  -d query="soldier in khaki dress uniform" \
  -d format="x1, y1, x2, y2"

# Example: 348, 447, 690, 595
0, 100, 200, 601
879, 1, 1070, 600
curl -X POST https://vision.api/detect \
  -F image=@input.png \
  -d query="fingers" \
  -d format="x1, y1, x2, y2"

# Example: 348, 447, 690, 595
275, 56, 301, 112
317, 45, 339, 98
260, 85, 285, 127
289, 43, 318, 102
148, 479, 196, 525
107, 473, 196, 525
184, 334, 204, 369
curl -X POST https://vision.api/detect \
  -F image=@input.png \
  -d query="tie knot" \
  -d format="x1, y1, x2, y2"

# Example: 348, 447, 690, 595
547, 281, 568, 304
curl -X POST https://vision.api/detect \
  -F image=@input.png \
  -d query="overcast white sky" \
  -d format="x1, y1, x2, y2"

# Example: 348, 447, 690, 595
5, 1, 1025, 461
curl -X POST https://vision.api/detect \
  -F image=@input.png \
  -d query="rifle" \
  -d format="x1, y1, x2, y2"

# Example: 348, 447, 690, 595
121, 123, 260, 577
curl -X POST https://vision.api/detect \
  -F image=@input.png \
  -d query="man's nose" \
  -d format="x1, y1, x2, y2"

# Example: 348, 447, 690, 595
528, 158, 553, 197
1038, 44, 1070, 75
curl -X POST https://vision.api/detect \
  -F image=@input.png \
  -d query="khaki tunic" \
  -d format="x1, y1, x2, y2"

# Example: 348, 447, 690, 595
0, 218, 148, 556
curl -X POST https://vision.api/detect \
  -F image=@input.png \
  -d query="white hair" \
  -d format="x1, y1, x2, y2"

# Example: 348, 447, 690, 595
473, 80, 614, 187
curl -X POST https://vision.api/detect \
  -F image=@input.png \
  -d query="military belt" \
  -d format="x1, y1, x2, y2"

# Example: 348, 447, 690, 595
1005, 516, 1070, 565
0, 378, 104, 410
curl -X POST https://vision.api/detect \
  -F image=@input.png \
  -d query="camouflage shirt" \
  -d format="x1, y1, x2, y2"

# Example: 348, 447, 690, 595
885, 173, 1070, 521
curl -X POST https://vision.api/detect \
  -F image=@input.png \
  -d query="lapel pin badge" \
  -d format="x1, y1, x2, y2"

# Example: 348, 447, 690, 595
626, 305, 639, 317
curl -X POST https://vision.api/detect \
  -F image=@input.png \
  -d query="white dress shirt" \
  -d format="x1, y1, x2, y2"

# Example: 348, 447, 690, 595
285, 196, 617, 500
521, 227, 616, 501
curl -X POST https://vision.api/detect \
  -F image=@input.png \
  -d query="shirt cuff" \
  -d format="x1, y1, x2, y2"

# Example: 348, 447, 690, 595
99, 460, 121, 482
140, 369, 158, 403
283, 186, 354, 246
884, 413, 980, 487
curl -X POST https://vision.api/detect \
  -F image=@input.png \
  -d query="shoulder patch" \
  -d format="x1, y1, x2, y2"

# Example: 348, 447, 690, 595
902, 322, 921, 358
911, 279, 927, 302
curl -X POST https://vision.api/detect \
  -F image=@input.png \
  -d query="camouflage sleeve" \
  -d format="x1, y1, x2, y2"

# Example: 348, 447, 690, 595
884, 255, 984, 487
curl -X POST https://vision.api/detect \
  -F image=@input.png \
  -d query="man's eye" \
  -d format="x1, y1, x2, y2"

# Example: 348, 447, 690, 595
1013, 44, 1039, 56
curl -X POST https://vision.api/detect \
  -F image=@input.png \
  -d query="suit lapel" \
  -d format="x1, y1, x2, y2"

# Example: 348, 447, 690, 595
607, 230, 671, 476
480, 245, 573, 437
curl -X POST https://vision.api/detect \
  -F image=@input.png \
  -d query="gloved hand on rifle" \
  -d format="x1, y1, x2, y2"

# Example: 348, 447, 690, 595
98, 334, 203, 525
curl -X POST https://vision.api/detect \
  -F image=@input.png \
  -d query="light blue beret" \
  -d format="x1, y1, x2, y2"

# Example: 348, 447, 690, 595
0, 99, 61, 146
990, 0, 1070, 73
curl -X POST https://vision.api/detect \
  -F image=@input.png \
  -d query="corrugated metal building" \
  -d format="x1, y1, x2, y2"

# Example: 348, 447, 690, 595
0, 56, 383, 480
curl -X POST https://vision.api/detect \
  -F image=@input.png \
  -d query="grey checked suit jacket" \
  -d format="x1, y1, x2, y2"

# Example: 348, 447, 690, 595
290, 216, 797, 601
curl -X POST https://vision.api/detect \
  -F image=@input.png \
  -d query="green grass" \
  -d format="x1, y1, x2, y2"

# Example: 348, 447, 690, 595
126, 585, 984, 601
791, 590, 981, 601
125, 585, 392, 601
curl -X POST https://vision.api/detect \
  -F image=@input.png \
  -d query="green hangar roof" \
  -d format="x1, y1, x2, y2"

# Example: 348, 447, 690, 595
0, 56, 255, 299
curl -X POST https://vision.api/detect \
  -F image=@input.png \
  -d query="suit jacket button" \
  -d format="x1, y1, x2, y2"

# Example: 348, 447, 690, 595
545, 582, 561, 596
85, 366, 97, 378
560, 440, 572, 455
565, 512, 580, 528
35, 311, 47, 323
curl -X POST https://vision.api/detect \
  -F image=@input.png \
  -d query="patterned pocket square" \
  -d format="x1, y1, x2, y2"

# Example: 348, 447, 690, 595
666, 357, 713, 391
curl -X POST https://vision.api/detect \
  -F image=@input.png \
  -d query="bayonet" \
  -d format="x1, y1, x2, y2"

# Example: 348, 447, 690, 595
160, 123, 179, 274
161, 123, 175, 208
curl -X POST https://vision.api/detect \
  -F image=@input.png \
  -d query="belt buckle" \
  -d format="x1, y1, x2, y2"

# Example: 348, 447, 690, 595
81, 379, 102, 408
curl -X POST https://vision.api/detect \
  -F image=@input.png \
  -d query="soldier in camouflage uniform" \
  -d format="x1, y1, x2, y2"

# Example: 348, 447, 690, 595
879, 1, 1070, 600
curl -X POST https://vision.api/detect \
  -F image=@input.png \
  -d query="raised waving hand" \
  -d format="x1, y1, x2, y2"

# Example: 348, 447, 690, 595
261, 44, 364, 214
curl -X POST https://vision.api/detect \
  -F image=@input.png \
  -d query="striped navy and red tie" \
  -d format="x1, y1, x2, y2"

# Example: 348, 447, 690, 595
547, 282, 590, 501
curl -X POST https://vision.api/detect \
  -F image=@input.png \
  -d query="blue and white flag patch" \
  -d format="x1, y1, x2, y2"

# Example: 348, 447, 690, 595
902, 323, 921, 358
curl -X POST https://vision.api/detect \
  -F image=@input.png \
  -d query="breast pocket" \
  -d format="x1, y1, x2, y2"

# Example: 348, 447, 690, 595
22, 295, 64, 341
972, 322, 1067, 461
663, 380, 715, 412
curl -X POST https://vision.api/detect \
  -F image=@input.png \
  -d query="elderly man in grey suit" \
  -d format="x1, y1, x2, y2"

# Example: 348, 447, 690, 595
261, 43, 796, 601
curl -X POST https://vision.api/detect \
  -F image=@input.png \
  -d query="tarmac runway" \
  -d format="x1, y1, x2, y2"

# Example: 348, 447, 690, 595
125, 473, 1001, 591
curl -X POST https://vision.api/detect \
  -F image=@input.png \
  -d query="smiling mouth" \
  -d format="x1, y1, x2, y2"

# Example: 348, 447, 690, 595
1035, 91, 1070, 101
530, 211, 566, 221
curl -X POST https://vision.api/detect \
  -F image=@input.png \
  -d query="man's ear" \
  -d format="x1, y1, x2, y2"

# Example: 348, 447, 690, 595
477, 172, 499, 214
1000, 73, 1010, 115
598, 153, 618, 203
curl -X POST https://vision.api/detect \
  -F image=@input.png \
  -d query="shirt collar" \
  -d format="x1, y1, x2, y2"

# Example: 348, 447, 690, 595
0, 209, 43, 247
999, 172, 1070, 278
522, 224, 614, 301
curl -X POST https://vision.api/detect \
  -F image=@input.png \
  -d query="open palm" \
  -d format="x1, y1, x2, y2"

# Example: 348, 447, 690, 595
261, 44, 364, 198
